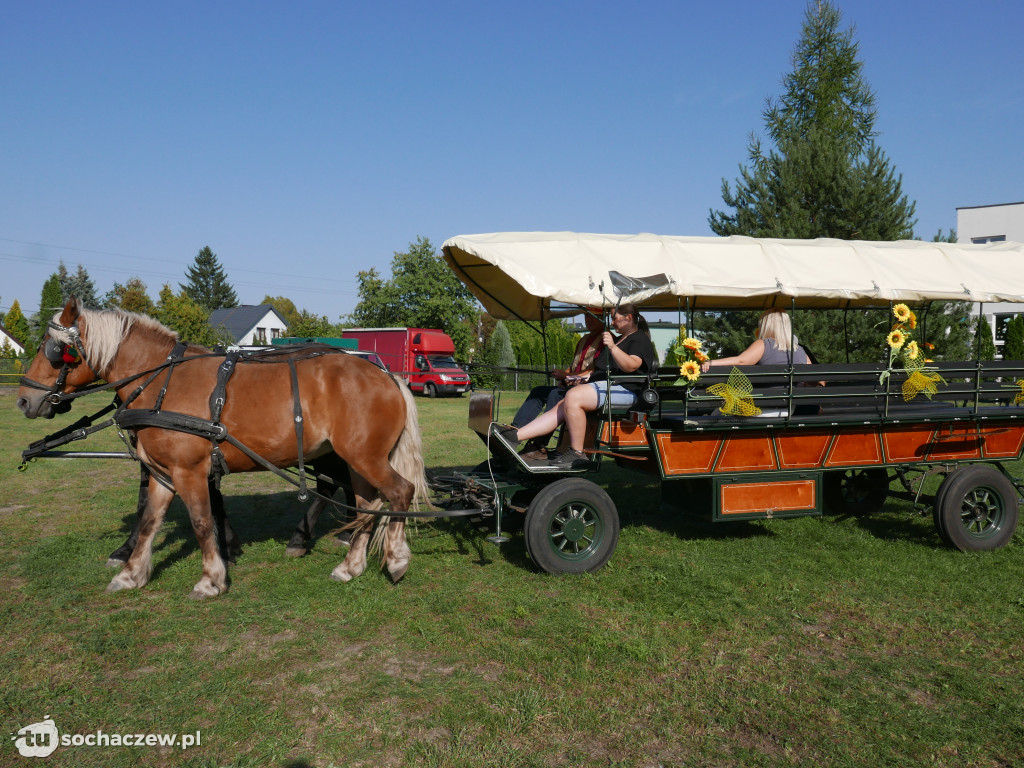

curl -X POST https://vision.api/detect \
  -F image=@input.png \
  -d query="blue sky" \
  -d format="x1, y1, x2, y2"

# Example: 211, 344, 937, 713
2, 0, 1022, 322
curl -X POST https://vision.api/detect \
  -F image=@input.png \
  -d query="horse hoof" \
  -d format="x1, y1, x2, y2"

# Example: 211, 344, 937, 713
105, 557, 126, 569
388, 559, 409, 583
189, 580, 223, 600
285, 547, 307, 558
105, 575, 134, 593
329, 567, 353, 582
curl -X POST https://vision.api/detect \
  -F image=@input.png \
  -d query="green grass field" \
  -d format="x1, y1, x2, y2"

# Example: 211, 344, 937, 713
2, 388, 1024, 767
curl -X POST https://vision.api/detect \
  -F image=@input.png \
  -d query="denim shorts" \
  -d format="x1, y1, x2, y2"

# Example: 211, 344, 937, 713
589, 381, 637, 409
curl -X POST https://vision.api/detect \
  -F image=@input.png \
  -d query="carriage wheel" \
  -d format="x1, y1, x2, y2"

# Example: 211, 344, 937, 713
823, 468, 889, 516
935, 465, 1020, 552
524, 478, 619, 574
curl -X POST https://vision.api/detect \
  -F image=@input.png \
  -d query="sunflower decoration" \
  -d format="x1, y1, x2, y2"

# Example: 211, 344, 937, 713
1014, 380, 1024, 406
671, 328, 708, 387
879, 303, 945, 400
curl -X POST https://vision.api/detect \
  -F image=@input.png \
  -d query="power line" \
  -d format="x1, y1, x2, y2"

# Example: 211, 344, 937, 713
0, 237, 363, 288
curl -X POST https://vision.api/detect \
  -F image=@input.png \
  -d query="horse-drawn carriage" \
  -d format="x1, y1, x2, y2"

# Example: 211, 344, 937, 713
440, 232, 1024, 572
17, 232, 1024, 592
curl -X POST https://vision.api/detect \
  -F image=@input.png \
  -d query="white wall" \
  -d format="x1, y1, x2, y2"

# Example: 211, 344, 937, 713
957, 202, 1024, 357
239, 309, 288, 346
957, 202, 1024, 244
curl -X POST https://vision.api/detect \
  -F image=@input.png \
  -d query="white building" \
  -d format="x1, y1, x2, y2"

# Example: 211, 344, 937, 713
207, 305, 289, 347
0, 323, 26, 355
957, 202, 1024, 357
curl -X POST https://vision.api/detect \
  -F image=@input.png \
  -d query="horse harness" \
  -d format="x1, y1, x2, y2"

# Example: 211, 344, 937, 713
23, 340, 348, 505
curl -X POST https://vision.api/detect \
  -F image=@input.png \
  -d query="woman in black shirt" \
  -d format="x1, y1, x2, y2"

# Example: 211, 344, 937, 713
495, 303, 656, 469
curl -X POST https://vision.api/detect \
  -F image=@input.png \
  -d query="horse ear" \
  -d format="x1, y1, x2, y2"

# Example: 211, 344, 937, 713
58, 297, 82, 326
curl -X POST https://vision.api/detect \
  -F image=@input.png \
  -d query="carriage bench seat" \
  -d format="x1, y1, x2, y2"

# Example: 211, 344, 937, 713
647, 361, 1024, 429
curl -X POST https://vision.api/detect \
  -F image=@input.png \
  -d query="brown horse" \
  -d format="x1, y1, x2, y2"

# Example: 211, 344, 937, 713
17, 299, 430, 598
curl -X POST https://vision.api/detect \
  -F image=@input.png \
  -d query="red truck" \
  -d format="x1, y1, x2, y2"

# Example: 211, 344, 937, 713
342, 328, 472, 397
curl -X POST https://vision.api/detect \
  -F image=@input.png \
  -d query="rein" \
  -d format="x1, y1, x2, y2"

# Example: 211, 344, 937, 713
22, 338, 445, 518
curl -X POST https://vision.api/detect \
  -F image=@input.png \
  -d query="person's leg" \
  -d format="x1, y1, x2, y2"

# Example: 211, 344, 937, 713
562, 383, 600, 452
512, 385, 556, 428
529, 387, 568, 445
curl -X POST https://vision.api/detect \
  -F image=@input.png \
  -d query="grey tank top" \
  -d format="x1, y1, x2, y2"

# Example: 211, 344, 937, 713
761, 338, 808, 366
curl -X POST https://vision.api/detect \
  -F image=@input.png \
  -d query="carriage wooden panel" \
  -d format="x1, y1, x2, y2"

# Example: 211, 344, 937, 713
715, 476, 818, 519
651, 420, 1024, 479
655, 432, 722, 475
824, 428, 884, 467
600, 419, 648, 448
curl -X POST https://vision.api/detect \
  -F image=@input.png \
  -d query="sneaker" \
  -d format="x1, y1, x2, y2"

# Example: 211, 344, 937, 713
547, 449, 590, 470
491, 424, 521, 453
518, 440, 549, 462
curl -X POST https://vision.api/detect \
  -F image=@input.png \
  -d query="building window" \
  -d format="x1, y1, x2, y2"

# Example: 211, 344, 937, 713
255, 327, 267, 345
272, 328, 282, 339
972, 235, 1007, 244
994, 314, 1017, 347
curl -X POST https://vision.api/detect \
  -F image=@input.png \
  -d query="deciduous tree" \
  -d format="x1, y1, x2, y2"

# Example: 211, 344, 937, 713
156, 284, 224, 347
104, 277, 156, 316
348, 237, 479, 359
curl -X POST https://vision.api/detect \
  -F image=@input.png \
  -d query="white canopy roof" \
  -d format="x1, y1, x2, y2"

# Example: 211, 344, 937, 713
442, 232, 1024, 320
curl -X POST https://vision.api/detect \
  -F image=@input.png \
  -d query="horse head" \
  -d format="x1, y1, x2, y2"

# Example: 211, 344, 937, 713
17, 297, 101, 419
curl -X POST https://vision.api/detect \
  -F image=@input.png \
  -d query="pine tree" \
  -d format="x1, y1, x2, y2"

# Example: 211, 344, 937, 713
705, 1, 916, 362
974, 316, 997, 361
32, 273, 65, 348
57, 262, 101, 309
181, 246, 238, 312
1004, 315, 1024, 361
4, 300, 31, 348
709, 1, 915, 240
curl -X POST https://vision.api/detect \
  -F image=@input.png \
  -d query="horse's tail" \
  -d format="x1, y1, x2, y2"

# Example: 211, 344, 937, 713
368, 375, 433, 556
389, 374, 432, 510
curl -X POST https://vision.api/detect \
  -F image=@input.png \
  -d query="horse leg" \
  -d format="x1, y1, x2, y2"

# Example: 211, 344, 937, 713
382, 517, 411, 583
346, 457, 415, 582
330, 474, 379, 582
106, 476, 173, 592
285, 496, 329, 557
210, 478, 237, 564
107, 463, 151, 567
108, 468, 235, 566
175, 471, 229, 599
287, 457, 352, 556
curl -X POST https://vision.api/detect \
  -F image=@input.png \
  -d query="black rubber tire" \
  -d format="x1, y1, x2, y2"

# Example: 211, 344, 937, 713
932, 470, 955, 544
524, 478, 619, 574
424, 383, 437, 398
823, 468, 889, 516
935, 464, 1020, 552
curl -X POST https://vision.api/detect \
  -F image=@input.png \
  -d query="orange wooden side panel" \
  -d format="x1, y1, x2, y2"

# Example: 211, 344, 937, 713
719, 479, 816, 515
714, 434, 777, 472
600, 420, 648, 448
656, 433, 722, 475
825, 429, 883, 467
653, 421, 1024, 477
980, 426, 1024, 458
777, 431, 831, 468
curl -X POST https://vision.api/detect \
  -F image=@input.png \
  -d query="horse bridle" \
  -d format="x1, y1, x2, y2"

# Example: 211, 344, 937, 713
20, 319, 91, 406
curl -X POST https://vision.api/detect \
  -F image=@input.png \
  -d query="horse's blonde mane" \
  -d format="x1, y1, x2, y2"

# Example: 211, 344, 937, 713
49, 307, 178, 374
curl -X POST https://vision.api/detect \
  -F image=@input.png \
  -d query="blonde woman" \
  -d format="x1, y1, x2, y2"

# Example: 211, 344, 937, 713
700, 309, 809, 371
